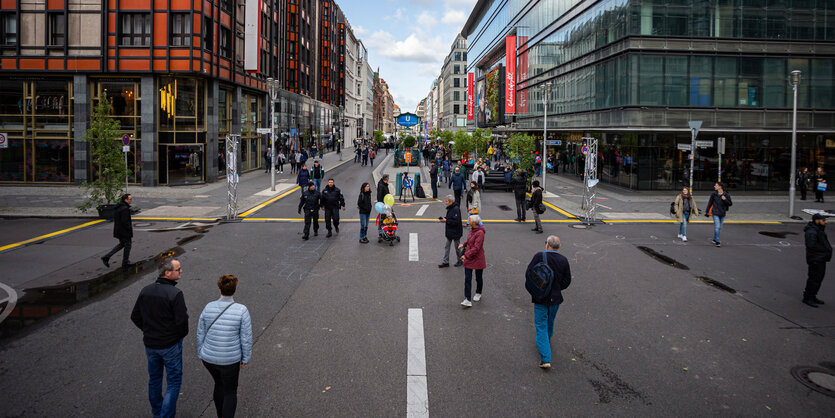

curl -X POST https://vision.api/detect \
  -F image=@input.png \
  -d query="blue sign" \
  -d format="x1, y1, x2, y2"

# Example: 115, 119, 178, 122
545, 140, 562, 146
396, 112, 421, 128
122, 134, 131, 145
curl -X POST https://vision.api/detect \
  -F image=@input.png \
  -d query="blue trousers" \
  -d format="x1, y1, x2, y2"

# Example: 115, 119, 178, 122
712, 215, 725, 242
313, 178, 321, 192
359, 213, 369, 239
534, 304, 560, 363
145, 339, 183, 418
679, 212, 689, 236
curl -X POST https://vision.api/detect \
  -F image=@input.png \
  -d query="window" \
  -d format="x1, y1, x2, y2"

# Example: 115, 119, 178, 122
170, 13, 192, 46
202, 16, 213, 50
453, 91, 460, 101
453, 65, 460, 74
221, 0, 233, 12
454, 52, 461, 61
454, 77, 460, 88
48, 13, 65, 46
1, 13, 16, 46
454, 104, 460, 114
120, 13, 151, 46
220, 27, 232, 58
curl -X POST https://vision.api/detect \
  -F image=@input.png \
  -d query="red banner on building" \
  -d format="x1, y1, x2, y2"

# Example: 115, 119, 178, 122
505, 36, 516, 115
467, 72, 474, 120
517, 36, 528, 114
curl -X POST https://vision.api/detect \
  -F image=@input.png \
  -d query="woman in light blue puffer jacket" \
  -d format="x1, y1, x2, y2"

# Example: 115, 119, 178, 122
197, 274, 252, 418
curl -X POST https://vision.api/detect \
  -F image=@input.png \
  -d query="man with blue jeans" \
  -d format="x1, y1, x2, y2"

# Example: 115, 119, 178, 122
131, 258, 189, 418
705, 182, 732, 247
525, 236, 571, 369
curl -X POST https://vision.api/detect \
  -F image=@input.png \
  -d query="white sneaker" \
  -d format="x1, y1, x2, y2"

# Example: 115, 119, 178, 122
677, 234, 683, 239
473, 293, 482, 302
460, 298, 472, 308
682, 236, 687, 242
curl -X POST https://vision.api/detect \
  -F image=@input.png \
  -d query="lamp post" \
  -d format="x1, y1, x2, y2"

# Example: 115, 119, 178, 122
266, 77, 279, 191
789, 70, 802, 219
541, 82, 552, 191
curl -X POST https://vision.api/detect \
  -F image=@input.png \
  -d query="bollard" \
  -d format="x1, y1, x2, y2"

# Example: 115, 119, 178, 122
395, 172, 403, 196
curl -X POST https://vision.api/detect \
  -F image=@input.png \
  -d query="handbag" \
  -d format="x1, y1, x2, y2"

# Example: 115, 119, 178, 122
201, 302, 235, 345
818, 182, 827, 191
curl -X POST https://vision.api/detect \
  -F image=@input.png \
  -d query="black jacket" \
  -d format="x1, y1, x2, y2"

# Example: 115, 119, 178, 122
529, 188, 543, 211
797, 172, 811, 190
357, 190, 372, 214
444, 202, 463, 240
448, 172, 467, 191
430, 166, 438, 181
526, 251, 572, 305
130, 278, 189, 349
512, 174, 528, 197
321, 185, 345, 209
312, 165, 325, 179
298, 188, 322, 213
805, 221, 832, 264
705, 191, 732, 217
113, 201, 133, 239
377, 180, 390, 202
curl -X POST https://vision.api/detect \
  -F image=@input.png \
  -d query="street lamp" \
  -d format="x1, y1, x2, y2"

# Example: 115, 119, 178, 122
789, 70, 802, 219
266, 77, 280, 191
541, 81, 552, 191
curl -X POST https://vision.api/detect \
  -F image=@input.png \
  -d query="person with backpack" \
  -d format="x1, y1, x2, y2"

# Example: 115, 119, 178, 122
525, 235, 571, 369
704, 182, 732, 247
369, 148, 376, 167
529, 180, 544, 234
673, 187, 699, 242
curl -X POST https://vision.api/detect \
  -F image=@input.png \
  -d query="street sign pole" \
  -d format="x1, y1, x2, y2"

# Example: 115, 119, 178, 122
122, 134, 131, 193
688, 121, 702, 191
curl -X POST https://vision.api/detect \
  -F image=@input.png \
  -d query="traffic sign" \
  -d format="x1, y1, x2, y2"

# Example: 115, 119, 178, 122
405, 152, 412, 164
545, 140, 562, 146
581, 145, 590, 155
688, 120, 702, 136
256, 128, 271, 134
121, 134, 131, 145
677, 143, 692, 151
695, 140, 713, 148
122, 145, 130, 152
0, 132, 7, 148
718, 137, 726, 154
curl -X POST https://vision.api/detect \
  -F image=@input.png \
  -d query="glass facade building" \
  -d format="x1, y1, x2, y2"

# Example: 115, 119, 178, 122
464, 0, 835, 191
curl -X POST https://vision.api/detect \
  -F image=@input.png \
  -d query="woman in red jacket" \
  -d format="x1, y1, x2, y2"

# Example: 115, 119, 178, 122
458, 215, 486, 308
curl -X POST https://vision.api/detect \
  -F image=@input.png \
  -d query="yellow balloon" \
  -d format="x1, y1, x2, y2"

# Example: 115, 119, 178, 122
384, 194, 394, 207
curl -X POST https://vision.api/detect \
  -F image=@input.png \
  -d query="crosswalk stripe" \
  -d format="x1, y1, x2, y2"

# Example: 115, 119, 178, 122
409, 233, 419, 261
415, 204, 429, 217
407, 308, 429, 417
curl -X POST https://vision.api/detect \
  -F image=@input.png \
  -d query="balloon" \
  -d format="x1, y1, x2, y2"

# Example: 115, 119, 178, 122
383, 205, 392, 216
384, 194, 394, 207
375, 202, 385, 213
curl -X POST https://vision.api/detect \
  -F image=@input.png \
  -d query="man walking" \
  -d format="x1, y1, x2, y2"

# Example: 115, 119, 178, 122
525, 236, 571, 369
131, 257, 189, 418
320, 178, 346, 238
429, 160, 439, 199
102, 193, 133, 269
530, 180, 544, 233
311, 160, 325, 192
298, 182, 321, 240
448, 167, 467, 207
803, 213, 831, 307
704, 182, 732, 247
512, 170, 528, 222
438, 195, 463, 268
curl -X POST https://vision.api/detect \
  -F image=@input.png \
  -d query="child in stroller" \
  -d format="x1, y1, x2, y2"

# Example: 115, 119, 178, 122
376, 208, 400, 246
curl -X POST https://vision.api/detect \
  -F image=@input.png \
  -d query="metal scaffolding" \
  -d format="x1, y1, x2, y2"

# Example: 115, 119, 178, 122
226, 134, 240, 220
581, 137, 599, 224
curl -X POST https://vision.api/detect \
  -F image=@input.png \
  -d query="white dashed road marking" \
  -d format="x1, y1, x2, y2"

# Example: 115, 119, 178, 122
407, 308, 429, 417
409, 233, 419, 262
415, 204, 429, 217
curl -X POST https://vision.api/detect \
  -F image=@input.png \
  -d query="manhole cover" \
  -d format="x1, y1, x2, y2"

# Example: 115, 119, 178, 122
791, 366, 835, 397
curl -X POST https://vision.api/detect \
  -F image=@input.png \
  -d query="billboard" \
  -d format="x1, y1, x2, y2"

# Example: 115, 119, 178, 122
467, 72, 474, 120
477, 65, 504, 128
518, 37, 529, 114
505, 36, 516, 114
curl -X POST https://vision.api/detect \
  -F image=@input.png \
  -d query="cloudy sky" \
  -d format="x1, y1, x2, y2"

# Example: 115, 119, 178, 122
339, 0, 478, 113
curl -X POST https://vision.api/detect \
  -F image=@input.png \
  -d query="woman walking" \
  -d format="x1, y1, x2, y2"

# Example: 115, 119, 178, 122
296, 163, 310, 192
276, 149, 286, 174
197, 274, 253, 418
815, 167, 827, 203
466, 181, 481, 217
458, 215, 486, 308
357, 182, 372, 244
674, 187, 699, 242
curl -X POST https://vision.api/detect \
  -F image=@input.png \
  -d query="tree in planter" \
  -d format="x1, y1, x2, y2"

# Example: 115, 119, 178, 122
452, 130, 472, 160
79, 92, 129, 212
402, 134, 416, 149
507, 133, 537, 186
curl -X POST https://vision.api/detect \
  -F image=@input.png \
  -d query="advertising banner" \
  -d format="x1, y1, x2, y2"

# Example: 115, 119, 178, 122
517, 36, 529, 114
505, 36, 516, 114
467, 72, 474, 120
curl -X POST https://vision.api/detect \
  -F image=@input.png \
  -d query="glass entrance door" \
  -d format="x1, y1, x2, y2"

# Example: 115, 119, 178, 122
166, 144, 204, 185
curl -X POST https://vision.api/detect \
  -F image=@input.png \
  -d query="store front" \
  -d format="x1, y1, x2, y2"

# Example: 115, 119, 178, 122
90, 79, 143, 184
157, 76, 207, 185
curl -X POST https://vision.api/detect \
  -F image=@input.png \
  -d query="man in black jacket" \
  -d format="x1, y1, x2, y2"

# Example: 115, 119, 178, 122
512, 170, 528, 222
530, 180, 544, 233
298, 182, 321, 240
438, 195, 463, 268
525, 235, 571, 369
803, 214, 831, 307
130, 257, 188, 418
102, 193, 133, 268
704, 182, 733, 247
430, 160, 439, 199
320, 178, 346, 237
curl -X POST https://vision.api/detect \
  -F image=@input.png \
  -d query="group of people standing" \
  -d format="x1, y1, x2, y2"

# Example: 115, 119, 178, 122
796, 167, 827, 203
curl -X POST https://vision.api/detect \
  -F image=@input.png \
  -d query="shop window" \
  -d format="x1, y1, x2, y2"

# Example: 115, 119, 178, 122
220, 26, 232, 58
158, 78, 205, 132
34, 80, 71, 131
99, 82, 139, 130
1, 13, 17, 46
0, 79, 24, 127
0, 138, 24, 181
34, 140, 71, 182
170, 13, 192, 46
48, 13, 65, 46
202, 16, 213, 50
120, 13, 151, 46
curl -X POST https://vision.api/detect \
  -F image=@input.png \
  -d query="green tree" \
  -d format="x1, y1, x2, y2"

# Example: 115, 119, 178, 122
452, 130, 471, 157
471, 128, 491, 159
403, 134, 416, 149
373, 130, 384, 146
79, 92, 128, 212
507, 133, 537, 182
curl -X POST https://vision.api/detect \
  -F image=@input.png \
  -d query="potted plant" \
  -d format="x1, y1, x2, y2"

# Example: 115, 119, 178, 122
78, 92, 129, 220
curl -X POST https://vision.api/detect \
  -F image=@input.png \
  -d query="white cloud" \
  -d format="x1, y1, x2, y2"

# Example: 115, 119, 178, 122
353, 25, 368, 38
441, 9, 468, 25
385, 8, 406, 21
417, 63, 442, 78
366, 30, 447, 63
417, 11, 437, 27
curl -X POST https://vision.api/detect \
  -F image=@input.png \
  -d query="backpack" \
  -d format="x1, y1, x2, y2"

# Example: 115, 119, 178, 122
670, 201, 676, 215
525, 252, 554, 300
415, 184, 426, 198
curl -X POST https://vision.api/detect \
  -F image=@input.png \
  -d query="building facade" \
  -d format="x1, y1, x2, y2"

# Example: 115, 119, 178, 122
440, 34, 469, 131
0, 0, 368, 186
342, 23, 361, 146
463, 0, 835, 191
362, 59, 374, 139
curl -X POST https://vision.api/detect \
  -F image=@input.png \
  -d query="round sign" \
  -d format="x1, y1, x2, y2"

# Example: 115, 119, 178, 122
122, 134, 131, 145
581, 145, 590, 155
0, 133, 7, 147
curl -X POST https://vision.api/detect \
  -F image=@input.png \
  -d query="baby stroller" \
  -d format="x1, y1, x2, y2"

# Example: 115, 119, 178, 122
377, 211, 401, 246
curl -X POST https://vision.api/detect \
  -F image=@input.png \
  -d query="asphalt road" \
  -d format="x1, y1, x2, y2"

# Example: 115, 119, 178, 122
0, 161, 833, 417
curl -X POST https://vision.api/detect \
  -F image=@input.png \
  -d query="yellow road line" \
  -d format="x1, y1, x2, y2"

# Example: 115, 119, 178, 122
603, 219, 782, 224
527, 192, 577, 219
0, 219, 106, 253
238, 186, 300, 218
133, 217, 219, 222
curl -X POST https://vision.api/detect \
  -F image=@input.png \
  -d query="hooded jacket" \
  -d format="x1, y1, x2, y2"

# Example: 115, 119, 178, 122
113, 201, 133, 239
377, 179, 390, 202
357, 189, 373, 214
805, 221, 833, 264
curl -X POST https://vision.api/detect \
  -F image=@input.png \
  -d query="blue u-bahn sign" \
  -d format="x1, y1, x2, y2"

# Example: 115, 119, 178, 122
396, 112, 421, 127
